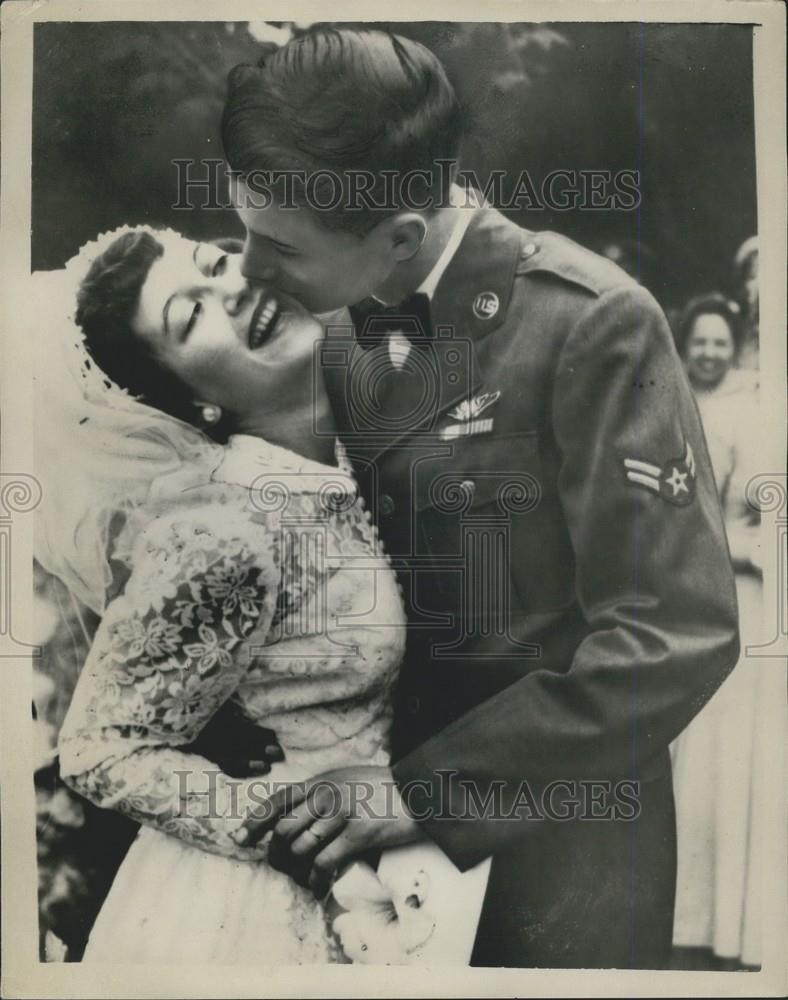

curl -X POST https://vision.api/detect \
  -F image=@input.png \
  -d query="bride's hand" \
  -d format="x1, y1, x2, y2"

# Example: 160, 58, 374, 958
271, 765, 424, 896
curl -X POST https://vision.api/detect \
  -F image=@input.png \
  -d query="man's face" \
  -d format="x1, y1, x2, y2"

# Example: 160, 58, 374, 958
231, 179, 398, 313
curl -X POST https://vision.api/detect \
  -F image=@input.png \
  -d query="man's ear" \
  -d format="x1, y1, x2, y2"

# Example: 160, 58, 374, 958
387, 213, 428, 263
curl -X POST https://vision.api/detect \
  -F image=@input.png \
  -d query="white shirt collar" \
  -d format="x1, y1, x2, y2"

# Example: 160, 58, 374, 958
370, 185, 478, 371
374, 184, 478, 306
416, 184, 478, 300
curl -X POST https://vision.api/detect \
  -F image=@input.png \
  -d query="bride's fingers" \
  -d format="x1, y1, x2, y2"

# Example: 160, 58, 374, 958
290, 813, 346, 857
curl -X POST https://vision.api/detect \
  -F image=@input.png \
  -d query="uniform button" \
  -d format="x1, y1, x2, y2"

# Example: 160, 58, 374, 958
521, 241, 537, 258
407, 695, 421, 714
380, 494, 395, 517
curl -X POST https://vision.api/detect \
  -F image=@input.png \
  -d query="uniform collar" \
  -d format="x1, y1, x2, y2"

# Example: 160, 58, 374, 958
429, 203, 522, 339
369, 185, 478, 307
212, 434, 356, 495
325, 206, 523, 461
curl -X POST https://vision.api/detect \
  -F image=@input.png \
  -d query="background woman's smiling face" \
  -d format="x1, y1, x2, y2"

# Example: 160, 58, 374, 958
684, 312, 736, 388
131, 233, 324, 419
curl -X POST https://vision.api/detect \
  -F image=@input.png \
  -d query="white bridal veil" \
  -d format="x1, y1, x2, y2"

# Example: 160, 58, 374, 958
32, 226, 222, 616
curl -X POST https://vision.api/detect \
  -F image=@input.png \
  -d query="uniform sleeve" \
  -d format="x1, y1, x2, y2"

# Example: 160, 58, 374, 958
392, 283, 740, 869
58, 506, 280, 862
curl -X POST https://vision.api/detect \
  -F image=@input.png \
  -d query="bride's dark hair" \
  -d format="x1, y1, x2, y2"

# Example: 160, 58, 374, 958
75, 229, 237, 443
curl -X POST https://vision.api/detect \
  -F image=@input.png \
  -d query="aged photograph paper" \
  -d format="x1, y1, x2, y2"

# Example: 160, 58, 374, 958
1, 1, 786, 997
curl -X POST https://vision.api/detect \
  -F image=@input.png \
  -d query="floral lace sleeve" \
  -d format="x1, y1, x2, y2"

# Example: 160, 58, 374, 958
58, 504, 280, 862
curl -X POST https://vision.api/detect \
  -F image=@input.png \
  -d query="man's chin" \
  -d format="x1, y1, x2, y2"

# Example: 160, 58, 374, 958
302, 295, 348, 315
270, 288, 319, 320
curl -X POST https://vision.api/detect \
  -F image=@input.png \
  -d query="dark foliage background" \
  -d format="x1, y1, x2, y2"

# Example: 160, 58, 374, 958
33, 20, 756, 309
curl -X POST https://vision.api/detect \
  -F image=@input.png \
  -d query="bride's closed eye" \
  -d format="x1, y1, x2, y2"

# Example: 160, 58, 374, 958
160, 245, 233, 341
163, 294, 204, 342
183, 300, 203, 340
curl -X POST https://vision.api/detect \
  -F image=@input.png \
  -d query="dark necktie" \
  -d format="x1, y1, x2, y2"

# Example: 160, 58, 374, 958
349, 291, 433, 350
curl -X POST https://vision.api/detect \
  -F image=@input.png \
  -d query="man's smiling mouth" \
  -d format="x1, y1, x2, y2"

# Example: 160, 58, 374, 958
248, 294, 281, 349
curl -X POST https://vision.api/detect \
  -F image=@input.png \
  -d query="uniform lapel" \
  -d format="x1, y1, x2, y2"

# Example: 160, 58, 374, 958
324, 207, 522, 462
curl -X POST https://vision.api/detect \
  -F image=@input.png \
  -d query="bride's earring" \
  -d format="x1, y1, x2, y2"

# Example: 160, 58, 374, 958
196, 402, 222, 426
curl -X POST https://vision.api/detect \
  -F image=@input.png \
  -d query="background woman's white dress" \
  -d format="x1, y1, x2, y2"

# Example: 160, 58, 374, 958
670, 369, 766, 966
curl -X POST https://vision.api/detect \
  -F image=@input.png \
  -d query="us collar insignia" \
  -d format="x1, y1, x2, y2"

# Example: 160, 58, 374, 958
623, 441, 697, 506
472, 291, 500, 320
440, 391, 500, 439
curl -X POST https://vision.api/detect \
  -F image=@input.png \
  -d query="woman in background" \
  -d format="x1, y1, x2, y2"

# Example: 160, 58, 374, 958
732, 237, 759, 372
670, 293, 765, 969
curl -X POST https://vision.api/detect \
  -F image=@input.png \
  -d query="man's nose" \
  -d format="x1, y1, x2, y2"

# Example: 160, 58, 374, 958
209, 261, 250, 311
241, 237, 278, 283
222, 281, 259, 317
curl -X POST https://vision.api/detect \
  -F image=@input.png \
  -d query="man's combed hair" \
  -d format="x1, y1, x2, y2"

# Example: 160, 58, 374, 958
222, 27, 464, 234
76, 230, 231, 440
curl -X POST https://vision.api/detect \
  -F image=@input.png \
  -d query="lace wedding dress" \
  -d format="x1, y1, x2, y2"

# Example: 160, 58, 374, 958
58, 434, 407, 963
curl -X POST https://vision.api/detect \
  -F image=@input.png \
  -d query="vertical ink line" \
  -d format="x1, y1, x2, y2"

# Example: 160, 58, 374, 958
630, 18, 647, 968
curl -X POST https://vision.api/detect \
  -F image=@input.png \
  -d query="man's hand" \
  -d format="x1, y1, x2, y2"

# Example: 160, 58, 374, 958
271, 766, 424, 896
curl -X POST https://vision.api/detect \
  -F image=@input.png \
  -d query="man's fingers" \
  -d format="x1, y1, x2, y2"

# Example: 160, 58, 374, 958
290, 813, 346, 857
308, 832, 355, 896
234, 806, 278, 846
275, 780, 343, 841
234, 783, 307, 846
268, 834, 313, 887
274, 801, 316, 842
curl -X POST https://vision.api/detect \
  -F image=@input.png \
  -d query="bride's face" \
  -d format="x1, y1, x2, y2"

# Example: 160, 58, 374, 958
132, 232, 324, 418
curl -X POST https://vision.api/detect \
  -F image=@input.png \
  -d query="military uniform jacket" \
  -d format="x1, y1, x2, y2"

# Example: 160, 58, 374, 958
323, 206, 740, 966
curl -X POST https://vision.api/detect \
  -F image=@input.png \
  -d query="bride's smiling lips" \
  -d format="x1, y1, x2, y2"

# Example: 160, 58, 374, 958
247, 291, 281, 350
243, 285, 312, 353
